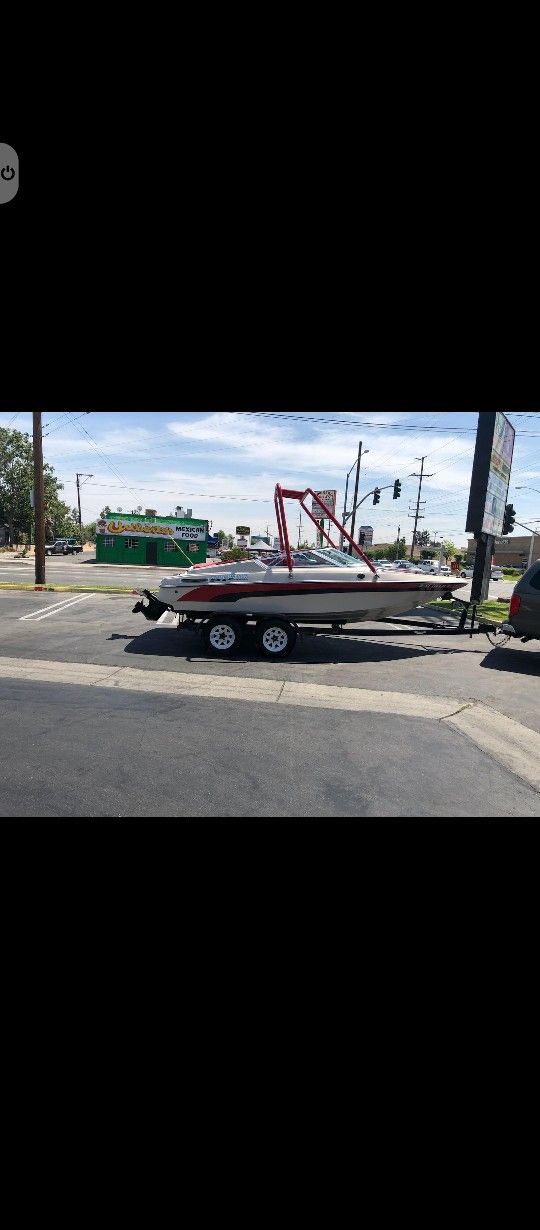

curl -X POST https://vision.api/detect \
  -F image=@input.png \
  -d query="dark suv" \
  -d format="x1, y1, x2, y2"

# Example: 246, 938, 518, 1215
502, 562, 540, 642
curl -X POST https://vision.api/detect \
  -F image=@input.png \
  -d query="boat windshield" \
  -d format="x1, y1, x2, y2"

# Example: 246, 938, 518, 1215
262, 550, 340, 567
314, 547, 363, 567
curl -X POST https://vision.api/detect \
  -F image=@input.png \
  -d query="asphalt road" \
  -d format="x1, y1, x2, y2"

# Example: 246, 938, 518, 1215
2, 675, 538, 818
0, 588, 539, 818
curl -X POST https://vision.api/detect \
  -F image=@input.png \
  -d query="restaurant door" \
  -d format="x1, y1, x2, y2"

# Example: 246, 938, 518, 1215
146, 540, 158, 565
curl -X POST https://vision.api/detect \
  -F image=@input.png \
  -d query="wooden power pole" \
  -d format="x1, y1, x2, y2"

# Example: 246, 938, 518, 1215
33, 411, 45, 585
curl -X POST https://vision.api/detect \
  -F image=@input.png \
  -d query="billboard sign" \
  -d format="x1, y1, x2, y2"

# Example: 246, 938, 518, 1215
236, 525, 250, 536
96, 516, 206, 541
466, 411, 515, 538
311, 490, 336, 520
359, 525, 373, 546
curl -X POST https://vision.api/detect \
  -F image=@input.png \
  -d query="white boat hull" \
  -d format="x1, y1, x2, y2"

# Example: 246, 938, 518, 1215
157, 565, 467, 624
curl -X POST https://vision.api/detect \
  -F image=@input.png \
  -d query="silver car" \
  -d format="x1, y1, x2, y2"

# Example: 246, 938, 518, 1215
503, 562, 540, 643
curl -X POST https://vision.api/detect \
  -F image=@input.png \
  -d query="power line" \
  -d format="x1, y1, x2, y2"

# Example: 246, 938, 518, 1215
56, 480, 275, 501
43, 411, 91, 438
242, 411, 480, 432
64, 414, 141, 502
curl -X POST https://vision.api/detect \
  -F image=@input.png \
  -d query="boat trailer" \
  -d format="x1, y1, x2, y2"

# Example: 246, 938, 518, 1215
133, 589, 502, 648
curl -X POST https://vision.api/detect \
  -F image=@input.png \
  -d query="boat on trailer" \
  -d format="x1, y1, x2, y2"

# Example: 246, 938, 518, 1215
133, 484, 466, 657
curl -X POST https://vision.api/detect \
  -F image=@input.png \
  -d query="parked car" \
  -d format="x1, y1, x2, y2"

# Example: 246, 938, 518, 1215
491, 567, 504, 581
418, 559, 442, 574
502, 562, 540, 642
45, 538, 83, 556
460, 566, 474, 578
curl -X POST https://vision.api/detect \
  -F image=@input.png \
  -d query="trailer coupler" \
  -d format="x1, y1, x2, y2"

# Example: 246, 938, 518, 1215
132, 589, 171, 621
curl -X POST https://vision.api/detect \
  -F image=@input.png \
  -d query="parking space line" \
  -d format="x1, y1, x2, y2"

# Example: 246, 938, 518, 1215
20, 596, 90, 621
20, 594, 95, 622
34, 594, 95, 621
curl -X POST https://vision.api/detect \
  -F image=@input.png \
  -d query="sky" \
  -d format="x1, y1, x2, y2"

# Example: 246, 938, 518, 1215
2, 408, 540, 548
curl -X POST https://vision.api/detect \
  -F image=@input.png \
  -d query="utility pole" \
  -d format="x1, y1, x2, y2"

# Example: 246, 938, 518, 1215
297, 509, 302, 548
76, 473, 93, 529
395, 524, 401, 561
348, 441, 363, 555
33, 411, 45, 586
408, 456, 434, 560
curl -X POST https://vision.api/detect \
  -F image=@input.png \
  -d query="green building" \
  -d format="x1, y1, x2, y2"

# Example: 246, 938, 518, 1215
95, 511, 208, 567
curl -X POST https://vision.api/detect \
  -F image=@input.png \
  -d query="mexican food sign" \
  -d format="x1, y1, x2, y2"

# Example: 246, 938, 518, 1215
466, 411, 515, 538
96, 516, 207, 541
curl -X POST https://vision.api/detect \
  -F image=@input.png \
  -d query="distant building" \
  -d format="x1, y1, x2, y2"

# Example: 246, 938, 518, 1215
466, 533, 540, 568
95, 510, 208, 567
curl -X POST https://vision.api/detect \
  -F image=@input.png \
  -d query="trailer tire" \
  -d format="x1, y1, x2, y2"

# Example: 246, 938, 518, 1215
202, 616, 244, 658
255, 618, 297, 659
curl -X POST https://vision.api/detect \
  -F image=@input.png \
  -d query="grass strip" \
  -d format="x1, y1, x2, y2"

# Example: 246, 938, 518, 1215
426, 597, 510, 622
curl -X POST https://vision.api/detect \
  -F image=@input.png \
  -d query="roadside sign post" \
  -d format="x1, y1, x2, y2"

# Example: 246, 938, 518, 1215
466, 411, 516, 604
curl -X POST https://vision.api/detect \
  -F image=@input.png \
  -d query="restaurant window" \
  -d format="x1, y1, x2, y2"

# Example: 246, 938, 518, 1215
125, 538, 139, 549
164, 541, 176, 552
104, 537, 114, 548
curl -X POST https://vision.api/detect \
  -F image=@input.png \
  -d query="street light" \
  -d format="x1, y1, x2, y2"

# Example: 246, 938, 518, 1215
340, 449, 369, 548
433, 531, 444, 573
516, 485, 540, 496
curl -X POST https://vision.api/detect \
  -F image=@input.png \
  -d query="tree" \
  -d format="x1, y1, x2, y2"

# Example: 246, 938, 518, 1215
220, 547, 250, 562
0, 425, 73, 545
216, 530, 227, 547
82, 521, 96, 544
100, 506, 112, 518
386, 537, 407, 561
414, 529, 431, 547
442, 539, 455, 562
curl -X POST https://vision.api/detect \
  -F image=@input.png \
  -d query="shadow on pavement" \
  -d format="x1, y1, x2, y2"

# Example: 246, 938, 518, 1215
121, 626, 486, 665
480, 646, 540, 675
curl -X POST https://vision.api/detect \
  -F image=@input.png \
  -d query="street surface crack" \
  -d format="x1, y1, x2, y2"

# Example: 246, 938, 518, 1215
92, 667, 123, 686
276, 682, 287, 702
439, 701, 475, 722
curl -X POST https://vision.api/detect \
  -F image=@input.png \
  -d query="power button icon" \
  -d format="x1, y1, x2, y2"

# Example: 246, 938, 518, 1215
0, 143, 19, 203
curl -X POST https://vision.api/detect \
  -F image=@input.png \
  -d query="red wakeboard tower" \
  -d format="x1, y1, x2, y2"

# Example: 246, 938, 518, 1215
274, 484, 378, 575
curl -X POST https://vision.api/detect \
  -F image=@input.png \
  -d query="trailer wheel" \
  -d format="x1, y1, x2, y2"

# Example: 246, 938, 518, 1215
202, 616, 244, 658
255, 618, 297, 659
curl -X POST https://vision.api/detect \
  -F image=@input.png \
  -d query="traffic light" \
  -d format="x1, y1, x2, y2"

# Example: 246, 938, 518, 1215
359, 531, 366, 546
373, 487, 381, 505
393, 479, 401, 500
502, 503, 516, 535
